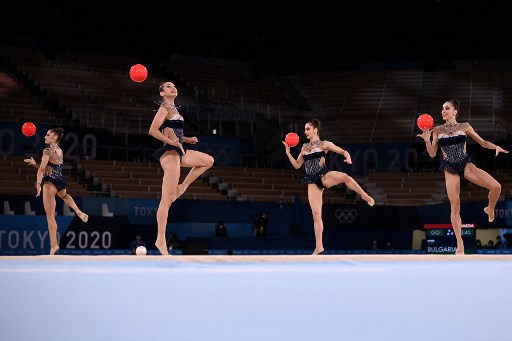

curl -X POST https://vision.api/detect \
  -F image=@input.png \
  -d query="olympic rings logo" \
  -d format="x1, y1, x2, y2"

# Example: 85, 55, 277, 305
197, 143, 238, 166
334, 209, 358, 223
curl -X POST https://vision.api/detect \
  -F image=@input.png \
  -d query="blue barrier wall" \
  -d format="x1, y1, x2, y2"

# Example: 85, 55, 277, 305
1, 194, 510, 255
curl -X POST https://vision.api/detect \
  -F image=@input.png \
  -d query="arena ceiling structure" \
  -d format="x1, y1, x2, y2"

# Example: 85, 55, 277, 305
3, 1, 512, 70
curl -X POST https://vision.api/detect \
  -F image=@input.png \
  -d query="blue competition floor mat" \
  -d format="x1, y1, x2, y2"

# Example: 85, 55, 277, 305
1, 255, 511, 341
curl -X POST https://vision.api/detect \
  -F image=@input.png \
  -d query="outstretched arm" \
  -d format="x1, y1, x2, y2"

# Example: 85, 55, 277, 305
282, 142, 304, 169
322, 141, 352, 164
466, 124, 509, 156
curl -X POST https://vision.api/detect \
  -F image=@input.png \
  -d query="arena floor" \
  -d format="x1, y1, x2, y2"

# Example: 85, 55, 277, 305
1, 254, 511, 341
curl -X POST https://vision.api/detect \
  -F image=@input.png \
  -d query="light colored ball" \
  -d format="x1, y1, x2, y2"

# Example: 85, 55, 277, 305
136, 246, 147, 256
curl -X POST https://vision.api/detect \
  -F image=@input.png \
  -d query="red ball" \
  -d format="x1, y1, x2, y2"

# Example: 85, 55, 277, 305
285, 132, 299, 147
22, 122, 36, 137
417, 114, 434, 130
129, 64, 148, 83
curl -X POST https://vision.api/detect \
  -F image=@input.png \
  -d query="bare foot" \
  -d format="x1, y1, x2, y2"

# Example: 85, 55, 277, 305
484, 207, 494, 222
155, 240, 169, 255
455, 247, 465, 255
363, 195, 375, 206
78, 212, 89, 223
50, 245, 60, 255
312, 248, 324, 255
172, 184, 186, 203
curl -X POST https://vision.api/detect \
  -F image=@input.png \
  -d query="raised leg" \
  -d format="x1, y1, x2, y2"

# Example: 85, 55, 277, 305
322, 171, 375, 206
464, 164, 501, 223
58, 190, 88, 222
174, 150, 214, 202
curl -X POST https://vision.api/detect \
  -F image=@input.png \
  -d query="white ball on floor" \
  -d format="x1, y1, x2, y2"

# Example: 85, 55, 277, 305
136, 246, 147, 256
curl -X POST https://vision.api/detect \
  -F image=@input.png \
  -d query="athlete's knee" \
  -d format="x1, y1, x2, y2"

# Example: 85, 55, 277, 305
45, 213, 56, 222
205, 155, 214, 168
450, 203, 460, 215
343, 175, 357, 187
490, 181, 501, 193
311, 210, 322, 220
344, 173, 354, 181
159, 197, 173, 209
162, 173, 175, 185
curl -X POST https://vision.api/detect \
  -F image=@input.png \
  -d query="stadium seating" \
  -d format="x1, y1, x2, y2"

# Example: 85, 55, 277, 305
2, 43, 512, 206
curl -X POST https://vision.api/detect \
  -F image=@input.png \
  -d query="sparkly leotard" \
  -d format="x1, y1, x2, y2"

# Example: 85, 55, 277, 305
151, 109, 185, 161
435, 122, 472, 177
41, 146, 66, 191
302, 140, 328, 189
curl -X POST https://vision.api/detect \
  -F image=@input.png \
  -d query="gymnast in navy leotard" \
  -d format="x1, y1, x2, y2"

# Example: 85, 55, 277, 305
148, 82, 214, 255
24, 127, 89, 255
283, 118, 375, 255
151, 111, 186, 161
42, 149, 67, 191
436, 123, 472, 177
418, 99, 509, 255
302, 140, 329, 189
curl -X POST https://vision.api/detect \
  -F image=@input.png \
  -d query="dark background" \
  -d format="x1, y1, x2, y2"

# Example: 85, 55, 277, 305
2, 1, 511, 255
3, 0, 512, 71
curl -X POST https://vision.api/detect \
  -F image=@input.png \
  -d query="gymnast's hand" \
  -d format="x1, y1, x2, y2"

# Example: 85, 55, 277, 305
24, 157, 36, 166
320, 156, 325, 167
169, 138, 185, 155
176, 142, 185, 155
187, 136, 198, 145
496, 145, 509, 156
35, 185, 41, 197
416, 128, 432, 142
282, 141, 290, 154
